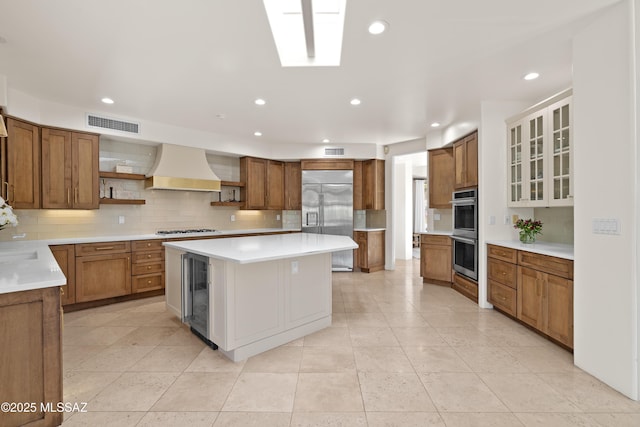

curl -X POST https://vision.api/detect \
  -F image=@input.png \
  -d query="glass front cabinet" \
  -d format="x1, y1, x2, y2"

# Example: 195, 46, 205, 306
506, 89, 573, 207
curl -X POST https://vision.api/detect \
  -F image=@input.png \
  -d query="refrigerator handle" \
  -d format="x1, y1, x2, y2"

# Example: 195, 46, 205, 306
306, 212, 319, 227
319, 193, 324, 232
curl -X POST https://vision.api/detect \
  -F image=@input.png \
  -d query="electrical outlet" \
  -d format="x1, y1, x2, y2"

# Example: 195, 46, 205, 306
291, 260, 299, 274
118, 215, 125, 224
230, 214, 236, 222
488, 215, 496, 225
434, 213, 441, 221
511, 214, 519, 224
277, 214, 281, 221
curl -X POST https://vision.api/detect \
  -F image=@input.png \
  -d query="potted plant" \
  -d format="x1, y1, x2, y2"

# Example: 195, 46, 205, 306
514, 218, 542, 244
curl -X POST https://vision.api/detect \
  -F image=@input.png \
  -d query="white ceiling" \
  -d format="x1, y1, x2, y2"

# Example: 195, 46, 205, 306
0, 0, 620, 148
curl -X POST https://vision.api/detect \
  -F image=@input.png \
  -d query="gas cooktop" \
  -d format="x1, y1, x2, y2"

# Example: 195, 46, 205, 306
156, 228, 218, 235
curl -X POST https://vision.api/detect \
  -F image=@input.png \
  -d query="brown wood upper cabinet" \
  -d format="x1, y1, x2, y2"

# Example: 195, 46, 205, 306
240, 156, 285, 210
3, 117, 41, 208
363, 159, 385, 210
453, 131, 478, 189
41, 128, 100, 209
284, 161, 301, 210
353, 161, 364, 210
428, 148, 454, 209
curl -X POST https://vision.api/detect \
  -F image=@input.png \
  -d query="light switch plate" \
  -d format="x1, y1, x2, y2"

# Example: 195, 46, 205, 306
592, 218, 620, 235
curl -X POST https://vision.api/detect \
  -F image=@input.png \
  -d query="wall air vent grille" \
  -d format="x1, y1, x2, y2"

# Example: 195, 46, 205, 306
87, 114, 140, 134
324, 148, 345, 156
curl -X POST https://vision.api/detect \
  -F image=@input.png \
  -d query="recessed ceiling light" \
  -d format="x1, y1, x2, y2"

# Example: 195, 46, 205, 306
216, 114, 226, 120
524, 72, 540, 81
254, 131, 263, 137
350, 98, 361, 106
101, 97, 114, 104
322, 138, 330, 143
254, 98, 266, 106
430, 122, 441, 128
0, 36, 7, 44
368, 20, 388, 35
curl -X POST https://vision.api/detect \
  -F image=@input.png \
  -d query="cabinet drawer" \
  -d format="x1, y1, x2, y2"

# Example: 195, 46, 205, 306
452, 273, 478, 302
132, 239, 164, 252
518, 250, 573, 279
487, 244, 517, 263
132, 262, 164, 276
421, 234, 451, 246
488, 280, 517, 316
132, 250, 164, 264
132, 272, 165, 293
75, 241, 131, 256
487, 258, 517, 289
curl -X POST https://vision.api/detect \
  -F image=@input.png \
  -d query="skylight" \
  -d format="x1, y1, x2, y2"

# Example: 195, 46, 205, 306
263, 0, 347, 67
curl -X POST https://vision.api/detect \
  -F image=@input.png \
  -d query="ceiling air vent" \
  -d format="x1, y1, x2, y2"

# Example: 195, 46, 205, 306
324, 148, 345, 156
87, 114, 140, 134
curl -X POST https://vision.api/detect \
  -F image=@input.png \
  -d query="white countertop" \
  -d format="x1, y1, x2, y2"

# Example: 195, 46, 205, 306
353, 228, 386, 232
6, 228, 300, 246
0, 228, 299, 295
0, 241, 67, 295
486, 240, 574, 260
164, 232, 358, 264
420, 230, 453, 236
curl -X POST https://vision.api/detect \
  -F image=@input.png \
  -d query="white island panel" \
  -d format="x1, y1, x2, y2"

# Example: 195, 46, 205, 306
164, 233, 355, 362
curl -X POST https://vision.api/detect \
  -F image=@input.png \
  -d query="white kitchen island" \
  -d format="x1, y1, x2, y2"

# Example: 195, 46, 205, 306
164, 232, 357, 362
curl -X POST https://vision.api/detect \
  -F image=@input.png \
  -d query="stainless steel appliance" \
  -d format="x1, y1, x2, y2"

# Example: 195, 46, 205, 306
451, 188, 478, 280
451, 189, 477, 238
451, 236, 478, 280
182, 253, 217, 349
302, 170, 354, 271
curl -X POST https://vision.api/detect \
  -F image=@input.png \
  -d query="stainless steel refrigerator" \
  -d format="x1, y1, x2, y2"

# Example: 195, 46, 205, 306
302, 170, 354, 271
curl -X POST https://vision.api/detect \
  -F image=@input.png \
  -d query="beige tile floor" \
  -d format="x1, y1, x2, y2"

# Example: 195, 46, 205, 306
60, 259, 640, 426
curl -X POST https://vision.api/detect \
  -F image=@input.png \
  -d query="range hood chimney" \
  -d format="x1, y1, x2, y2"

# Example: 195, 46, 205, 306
145, 144, 221, 192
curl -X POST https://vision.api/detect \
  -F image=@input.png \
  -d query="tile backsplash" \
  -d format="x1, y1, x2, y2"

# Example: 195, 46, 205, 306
532, 207, 574, 244
0, 141, 282, 241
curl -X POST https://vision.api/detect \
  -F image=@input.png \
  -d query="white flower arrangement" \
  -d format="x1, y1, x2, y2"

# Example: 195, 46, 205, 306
0, 197, 18, 230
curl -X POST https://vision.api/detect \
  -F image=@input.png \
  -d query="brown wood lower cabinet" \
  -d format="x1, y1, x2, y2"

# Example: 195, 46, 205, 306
488, 244, 573, 349
0, 287, 62, 427
420, 234, 452, 284
50, 244, 76, 305
76, 252, 132, 303
131, 239, 165, 294
452, 273, 478, 302
353, 230, 385, 273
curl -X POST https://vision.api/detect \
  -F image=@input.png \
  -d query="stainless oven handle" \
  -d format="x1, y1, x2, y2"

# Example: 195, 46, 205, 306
451, 236, 476, 244
450, 199, 476, 205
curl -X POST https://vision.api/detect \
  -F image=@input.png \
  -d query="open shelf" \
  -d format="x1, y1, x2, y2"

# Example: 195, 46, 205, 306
100, 198, 146, 205
99, 171, 146, 180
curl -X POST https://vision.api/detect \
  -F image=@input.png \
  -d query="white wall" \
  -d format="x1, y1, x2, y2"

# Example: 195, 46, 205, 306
5, 87, 379, 161
573, 0, 638, 399
478, 100, 532, 308
393, 158, 413, 260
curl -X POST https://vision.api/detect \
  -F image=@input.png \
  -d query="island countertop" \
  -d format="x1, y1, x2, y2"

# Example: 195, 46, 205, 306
0, 241, 66, 295
164, 232, 358, 264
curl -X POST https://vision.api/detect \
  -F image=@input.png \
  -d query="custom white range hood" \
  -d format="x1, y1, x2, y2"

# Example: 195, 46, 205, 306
145, 144, 221, 192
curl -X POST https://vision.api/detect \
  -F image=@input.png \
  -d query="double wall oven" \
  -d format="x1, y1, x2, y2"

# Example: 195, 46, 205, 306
451, 188, 478, 280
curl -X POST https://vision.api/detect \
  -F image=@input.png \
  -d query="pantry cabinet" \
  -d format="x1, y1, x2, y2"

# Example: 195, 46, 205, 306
41, 128, 99, 209
3, 117, 40, 208
453, 131, 478, 189
507, 89, 573, 207
353, 161, 364, 210
428, 148, 454, 209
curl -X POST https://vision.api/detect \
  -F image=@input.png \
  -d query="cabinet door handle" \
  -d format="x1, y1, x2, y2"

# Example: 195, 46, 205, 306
94, 246, 115, 251
147, 254, 152, 258
3, 181, 8, 200
147, 280, 152, 284
67, 187, 71, 205
147, 265, 152, 270
74, 187, 79, 204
